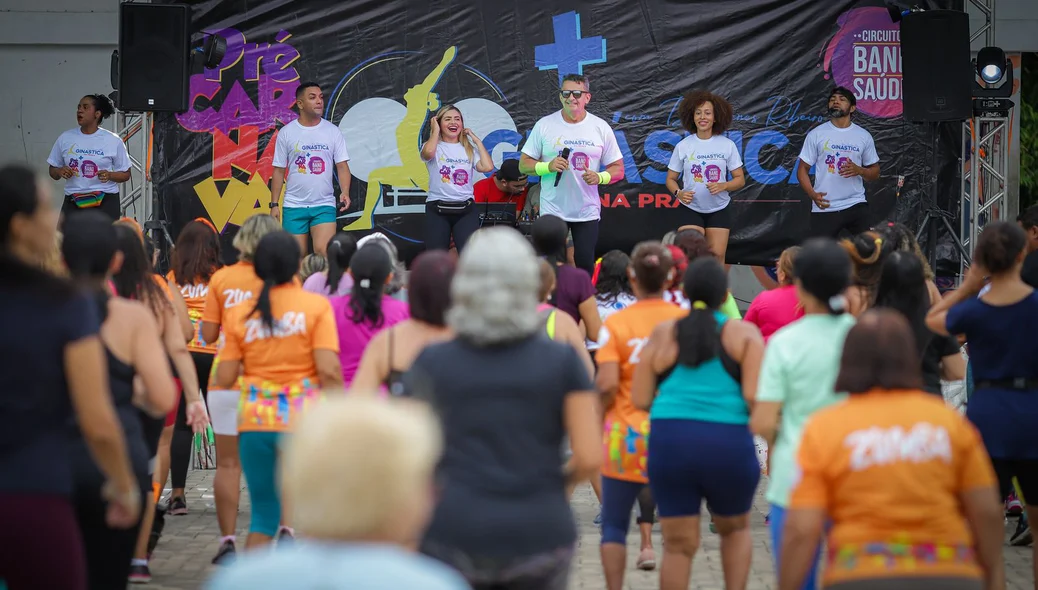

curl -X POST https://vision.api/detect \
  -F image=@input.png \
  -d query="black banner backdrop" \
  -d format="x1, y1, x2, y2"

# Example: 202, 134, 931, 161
155, 0, 963, 268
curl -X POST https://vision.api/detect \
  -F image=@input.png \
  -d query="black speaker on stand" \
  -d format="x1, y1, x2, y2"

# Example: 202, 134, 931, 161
116, 3, 190, 113
900, 9, 973, 270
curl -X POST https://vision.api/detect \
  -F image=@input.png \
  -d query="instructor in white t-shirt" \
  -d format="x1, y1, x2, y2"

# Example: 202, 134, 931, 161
520, 74, 624, 275
47, 94, 131, 224
270, 82, 352, 257
797, 87, 880, 239
421, 104, 493, 252
665, 90, 746, 265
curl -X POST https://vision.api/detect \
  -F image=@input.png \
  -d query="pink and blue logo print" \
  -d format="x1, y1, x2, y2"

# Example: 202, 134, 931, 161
821, 7, 903, 119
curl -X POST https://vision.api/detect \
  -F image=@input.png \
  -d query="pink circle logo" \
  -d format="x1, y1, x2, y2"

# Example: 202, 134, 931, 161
705, 165, 722, 183
572, 152, 590, 171
308, 157, 325, 174
821, 7, 903, 119
81, 160, 98, 178
836, 156, 850, 171
452, 169, 469, 186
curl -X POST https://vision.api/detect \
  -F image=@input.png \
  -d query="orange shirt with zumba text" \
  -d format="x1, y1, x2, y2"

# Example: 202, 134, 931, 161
595, 299, 687, 483
201, 262, 264, 391
789, 390, 996, 586
167, 270, 219, 354
220, 283, 339, 433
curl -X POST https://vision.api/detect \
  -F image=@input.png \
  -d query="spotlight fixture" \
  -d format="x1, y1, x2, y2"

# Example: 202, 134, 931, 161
886, 2, 923, 23
973, 46, 1013, 100
191, 33, 228, 70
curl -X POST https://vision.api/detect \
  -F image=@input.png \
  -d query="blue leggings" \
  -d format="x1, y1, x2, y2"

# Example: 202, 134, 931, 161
769, 504, 820, 590
239, 431, 284, 537
600, 476, 647, 545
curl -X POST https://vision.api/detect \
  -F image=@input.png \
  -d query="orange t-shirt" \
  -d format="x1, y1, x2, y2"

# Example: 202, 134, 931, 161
201, 262, 264, 391
789, 389, 996, 585
595, 299, 687, 483
167, 270, 219, 354
220, 283, 340, 433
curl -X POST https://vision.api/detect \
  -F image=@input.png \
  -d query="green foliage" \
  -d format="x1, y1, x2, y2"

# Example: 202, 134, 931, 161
1022, 53, 1038, 210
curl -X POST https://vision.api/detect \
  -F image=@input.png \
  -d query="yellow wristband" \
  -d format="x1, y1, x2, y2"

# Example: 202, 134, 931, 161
597, 171, 612, 185
534, 161, 551, 176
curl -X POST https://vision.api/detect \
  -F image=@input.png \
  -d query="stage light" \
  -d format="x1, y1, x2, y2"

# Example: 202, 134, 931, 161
886, 2, 922, 23
976, 46, 1007, 84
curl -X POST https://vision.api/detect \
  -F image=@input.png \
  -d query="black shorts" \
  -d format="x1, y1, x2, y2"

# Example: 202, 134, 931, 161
809, 202, 870, 239
676, 204, 732, 230
992, 458, 1038, 505
60, 192, 121, 225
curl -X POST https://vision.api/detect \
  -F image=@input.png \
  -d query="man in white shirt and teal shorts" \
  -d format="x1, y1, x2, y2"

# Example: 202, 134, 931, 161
797, 87, 880, 239
270, 82, 352, 256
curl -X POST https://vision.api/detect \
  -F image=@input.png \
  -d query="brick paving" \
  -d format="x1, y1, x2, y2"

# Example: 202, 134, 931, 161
145, 469, 1035, 589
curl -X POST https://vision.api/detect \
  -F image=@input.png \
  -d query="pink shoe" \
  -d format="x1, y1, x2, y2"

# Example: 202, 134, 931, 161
636, 548, 657, 571
1007, 492, 1024, 516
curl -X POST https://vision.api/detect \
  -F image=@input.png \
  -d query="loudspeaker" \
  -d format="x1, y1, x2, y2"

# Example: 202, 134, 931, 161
900, 10, 972, 122
117, 3, 190, 112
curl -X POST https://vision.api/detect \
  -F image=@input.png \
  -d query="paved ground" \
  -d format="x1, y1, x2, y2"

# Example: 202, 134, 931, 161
146, 469, 1035, 589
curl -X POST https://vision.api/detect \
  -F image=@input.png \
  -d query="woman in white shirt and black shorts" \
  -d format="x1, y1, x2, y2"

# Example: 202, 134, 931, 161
47, 94, 131, 224
421, 104, 493, 252
665, 90, 746, 265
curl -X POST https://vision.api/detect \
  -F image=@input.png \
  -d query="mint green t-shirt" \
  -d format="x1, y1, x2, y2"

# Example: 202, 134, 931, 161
757, 313, 856, 507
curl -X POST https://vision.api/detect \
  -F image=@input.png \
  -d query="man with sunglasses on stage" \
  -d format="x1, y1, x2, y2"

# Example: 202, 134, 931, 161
520, 74, 624, 275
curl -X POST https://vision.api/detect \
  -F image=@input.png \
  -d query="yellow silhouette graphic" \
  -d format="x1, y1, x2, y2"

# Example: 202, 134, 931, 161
343, 46, 457, 232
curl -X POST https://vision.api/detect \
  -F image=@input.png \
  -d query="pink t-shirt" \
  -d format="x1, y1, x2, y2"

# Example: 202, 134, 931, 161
330, 295, 410, 385
303, 271, 352, 297
744, 284, 804, 342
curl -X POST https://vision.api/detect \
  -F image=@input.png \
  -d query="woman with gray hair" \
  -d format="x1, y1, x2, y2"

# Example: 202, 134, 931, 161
403, 226, 601, 590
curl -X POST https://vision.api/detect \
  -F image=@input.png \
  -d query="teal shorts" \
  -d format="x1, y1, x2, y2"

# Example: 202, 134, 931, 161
282, 205, 337, 235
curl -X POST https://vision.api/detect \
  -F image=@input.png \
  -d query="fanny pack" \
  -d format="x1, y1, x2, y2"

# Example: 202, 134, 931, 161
435, 199, 473, 216
70, 191, 106, 209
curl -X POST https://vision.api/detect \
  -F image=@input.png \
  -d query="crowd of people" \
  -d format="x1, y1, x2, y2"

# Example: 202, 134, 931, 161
3, 74, 1037, 590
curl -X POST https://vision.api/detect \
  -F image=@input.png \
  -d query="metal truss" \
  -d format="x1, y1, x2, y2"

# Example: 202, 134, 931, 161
114, 110, 154, 225
959, 0, 1010, 267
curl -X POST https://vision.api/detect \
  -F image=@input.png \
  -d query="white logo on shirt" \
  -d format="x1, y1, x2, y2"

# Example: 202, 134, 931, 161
181, 283, 209, 299
243, 312, 308, 343
844, 423, 952, 471
223, 288, 253, 309
626, 337, 649, 364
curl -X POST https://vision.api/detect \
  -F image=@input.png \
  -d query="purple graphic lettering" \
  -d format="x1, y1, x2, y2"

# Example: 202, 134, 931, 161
308, 156, 326, 175
572, 152, 589, 171
68, 158, 80, 173
439, 165, 451, 182
178, 28, 301, 134
452, 169, 469, 186
837, 156, 850, 171
689, 163, 703, 180
81, 160, 98, 178
705, 164, 722, 183
294, 154, 307, 172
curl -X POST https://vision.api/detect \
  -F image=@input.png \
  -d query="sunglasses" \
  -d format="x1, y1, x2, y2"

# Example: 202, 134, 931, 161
559, 90, 587, 99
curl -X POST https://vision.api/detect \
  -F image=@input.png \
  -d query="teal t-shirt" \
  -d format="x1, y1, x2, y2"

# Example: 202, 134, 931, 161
756, 313, 855, 507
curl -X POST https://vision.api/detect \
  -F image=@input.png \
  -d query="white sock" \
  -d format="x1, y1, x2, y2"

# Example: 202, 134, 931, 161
131, 558, 147, 567
220, 535, 236, 545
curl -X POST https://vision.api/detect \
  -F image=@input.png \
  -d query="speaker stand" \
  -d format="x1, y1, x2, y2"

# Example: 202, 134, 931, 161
915, 121, 971, 273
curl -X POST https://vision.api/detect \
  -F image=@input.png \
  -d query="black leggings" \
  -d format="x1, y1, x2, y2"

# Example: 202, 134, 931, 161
0, 494, 86, 590
567, 219, 599, 276
425, 201, 481, 252
74, 473, 151, 590
170, 351, 213, 491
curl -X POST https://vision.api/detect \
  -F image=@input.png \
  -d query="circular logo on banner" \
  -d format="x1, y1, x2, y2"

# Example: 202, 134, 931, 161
308, 156, 326, 175
81, 160, 98, 178
822, 6, 903, 119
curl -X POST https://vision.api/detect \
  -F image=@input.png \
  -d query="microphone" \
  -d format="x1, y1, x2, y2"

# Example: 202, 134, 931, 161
554, 148, 572, 188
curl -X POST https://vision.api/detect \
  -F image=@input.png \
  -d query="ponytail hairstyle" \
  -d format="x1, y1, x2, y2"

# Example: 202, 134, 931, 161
874, 252, 931, 357
840, 230, 892, 306
85, 93, 116, 123
62, 211, 118, 322
595, 250, 632, 304
629, 241, 673, 296
249, 231, 301, 332
794, 238, 853, 315
434, 104, 475, 163
876, 221, 934, 280
325, 231, 358, 294
675, 257, 728, 367
776, 245, 800, 286
112, 223, 170, 317
531, 214, 568, 304
347, 243, 393, 328
0, 163, 74, 300
974, 221, 1027, 275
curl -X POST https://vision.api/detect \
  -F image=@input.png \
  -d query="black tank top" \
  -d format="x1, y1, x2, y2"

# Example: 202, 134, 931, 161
384, 327, 406, 397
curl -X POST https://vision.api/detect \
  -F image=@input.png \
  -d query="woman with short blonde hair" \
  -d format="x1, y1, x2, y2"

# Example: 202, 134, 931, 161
205, 397, 470, 589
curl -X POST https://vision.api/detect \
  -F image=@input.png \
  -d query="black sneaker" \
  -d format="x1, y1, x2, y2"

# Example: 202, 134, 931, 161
1011, 518, 1033, 546
128, 563, 151, 584
167, 496, 188, 516
212, 539, 237, 565
147, 504, 166, 558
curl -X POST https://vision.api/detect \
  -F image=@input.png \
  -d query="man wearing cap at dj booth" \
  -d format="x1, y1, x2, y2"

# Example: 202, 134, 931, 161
473, 158, 530, 215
